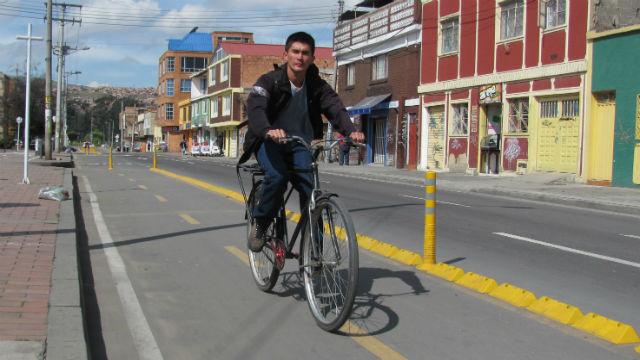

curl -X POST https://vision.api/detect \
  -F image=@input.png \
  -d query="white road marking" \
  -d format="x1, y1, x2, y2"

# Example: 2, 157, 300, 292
494, 232, 640, 270
82, 176, 164, 360
399, 194, 471, 207
620, 234, 640, 240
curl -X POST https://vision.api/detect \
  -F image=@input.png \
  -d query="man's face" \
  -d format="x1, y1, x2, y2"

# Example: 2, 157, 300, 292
284, 41, 315, 75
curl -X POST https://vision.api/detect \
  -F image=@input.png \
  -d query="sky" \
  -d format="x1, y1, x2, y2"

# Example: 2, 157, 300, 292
0, 0, 359, 88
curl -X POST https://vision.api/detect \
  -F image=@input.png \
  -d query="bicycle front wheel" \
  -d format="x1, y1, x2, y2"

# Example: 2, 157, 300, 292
302, 196, 358, 332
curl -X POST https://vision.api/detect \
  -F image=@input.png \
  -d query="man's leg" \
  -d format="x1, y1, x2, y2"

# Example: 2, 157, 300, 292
250, 141, 288, 251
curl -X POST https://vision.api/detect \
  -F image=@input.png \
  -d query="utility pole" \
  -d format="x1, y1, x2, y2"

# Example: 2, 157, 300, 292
45, 0, 53, 160
17, 24, 43, 184
53, 2, 82, 153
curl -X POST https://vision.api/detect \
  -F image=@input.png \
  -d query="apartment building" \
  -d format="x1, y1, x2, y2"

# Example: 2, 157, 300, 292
156, 29, 212, 152
419, 0, 587, 175
334, 0, 422, 168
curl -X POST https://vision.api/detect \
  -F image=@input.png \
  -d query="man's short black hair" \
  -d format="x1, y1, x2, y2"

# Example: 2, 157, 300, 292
285, 32, 315, 55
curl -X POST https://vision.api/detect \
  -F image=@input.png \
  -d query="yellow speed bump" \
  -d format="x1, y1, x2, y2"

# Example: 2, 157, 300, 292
390, 249, 422, 266
371, 242, 400, 258
489, 283, 536, 308
454, 272, 498, 294
527, 296, 584, 325
417, 262, 465, 282
573, 312, 640, 344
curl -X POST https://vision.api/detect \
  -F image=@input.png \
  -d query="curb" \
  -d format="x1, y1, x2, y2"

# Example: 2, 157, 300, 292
45, 169, 88, 360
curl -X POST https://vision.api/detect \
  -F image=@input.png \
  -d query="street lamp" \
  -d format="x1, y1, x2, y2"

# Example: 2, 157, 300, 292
16, 116, 23, 150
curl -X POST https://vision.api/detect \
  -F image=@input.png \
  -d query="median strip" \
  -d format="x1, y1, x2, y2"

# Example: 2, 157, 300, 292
152, 167, 640, 350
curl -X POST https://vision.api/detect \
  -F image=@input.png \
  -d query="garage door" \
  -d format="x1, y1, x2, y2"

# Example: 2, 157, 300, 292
536, 98, 580, 173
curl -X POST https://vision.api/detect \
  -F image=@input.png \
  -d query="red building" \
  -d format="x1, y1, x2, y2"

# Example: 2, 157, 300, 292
419, 0, 588, 175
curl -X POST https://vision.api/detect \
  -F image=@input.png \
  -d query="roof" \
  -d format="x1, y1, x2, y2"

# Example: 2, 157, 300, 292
220, 41, 334, 60
168, 32, 213, 52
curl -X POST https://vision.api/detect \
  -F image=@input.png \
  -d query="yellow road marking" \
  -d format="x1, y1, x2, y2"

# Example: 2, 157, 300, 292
224, 245, 407, 360
138, 185, 148, 190
178, 213, 200, 225
225, 246, 249, 265
154, 195, 167, 203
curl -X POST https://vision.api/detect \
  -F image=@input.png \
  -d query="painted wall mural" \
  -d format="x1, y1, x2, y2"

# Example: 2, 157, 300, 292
502, 137, 529, 171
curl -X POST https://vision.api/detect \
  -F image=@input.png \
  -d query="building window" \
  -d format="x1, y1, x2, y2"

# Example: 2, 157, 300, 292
180, 79, 191, 92
166, 79, 174, 96
209, 67, 216, 85
181, 57, 208, 72
441, 17, 459, 54
221, 61, 229, 82
166, 57, 175, 72
508, 98, 529, 133
544, 0, 566, 29
371, 55, 387, 81
222, 94, 231, 116
540, 100, 558, 118
211, 97, 218, 118
500, 0, 524, 40
165, 103, 174, 120
347, 64, 355, 87
561, 99, 579, 117
450, 103, 469, 135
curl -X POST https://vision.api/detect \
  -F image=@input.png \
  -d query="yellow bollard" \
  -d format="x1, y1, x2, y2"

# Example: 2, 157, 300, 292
423, 171, 436, 265
152, 148, 157, 169
108, 146, 113, 171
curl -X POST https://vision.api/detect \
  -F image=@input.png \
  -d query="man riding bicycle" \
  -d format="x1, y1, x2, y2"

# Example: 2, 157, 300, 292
242, 31, 365, 252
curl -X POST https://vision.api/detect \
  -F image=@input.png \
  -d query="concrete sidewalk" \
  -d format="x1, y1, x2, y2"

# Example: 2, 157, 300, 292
0, 152, 85, 360
169, 152, 640, 215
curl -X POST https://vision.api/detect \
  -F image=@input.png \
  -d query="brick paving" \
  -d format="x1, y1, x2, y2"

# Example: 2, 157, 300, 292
0, 152, 64, 341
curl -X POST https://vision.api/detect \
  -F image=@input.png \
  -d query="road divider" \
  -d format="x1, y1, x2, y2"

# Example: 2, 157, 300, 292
151, 167, 640, 351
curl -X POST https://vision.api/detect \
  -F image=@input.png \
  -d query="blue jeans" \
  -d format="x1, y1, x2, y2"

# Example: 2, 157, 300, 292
253, 141, 313, 220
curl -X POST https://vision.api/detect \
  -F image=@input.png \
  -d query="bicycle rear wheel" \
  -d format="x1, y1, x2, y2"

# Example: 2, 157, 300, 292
247, 182, 280, 292
302, 197, 358, 332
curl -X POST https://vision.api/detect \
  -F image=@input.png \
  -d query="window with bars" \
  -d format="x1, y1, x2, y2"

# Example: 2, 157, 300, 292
166, 57, 175, 72
544, 0, 566, 29
450, 104, 469, 135
165, 103, 174, 120
508, 98, 529, 133
540, 100, 558, 118
441, 17, 459, 54
561, 99, 579, 117
500, 0, 524, 40
371, 55, 387, 81
347, 64, 355, 87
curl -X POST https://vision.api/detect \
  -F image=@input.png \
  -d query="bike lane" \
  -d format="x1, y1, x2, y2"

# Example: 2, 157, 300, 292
75, 154, 636, 359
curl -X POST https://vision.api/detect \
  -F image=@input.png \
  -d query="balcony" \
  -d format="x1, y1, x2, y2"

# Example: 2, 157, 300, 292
334, 0, 418, 52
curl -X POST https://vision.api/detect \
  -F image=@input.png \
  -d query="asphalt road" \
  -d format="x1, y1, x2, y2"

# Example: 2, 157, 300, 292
73, 153, 640, 359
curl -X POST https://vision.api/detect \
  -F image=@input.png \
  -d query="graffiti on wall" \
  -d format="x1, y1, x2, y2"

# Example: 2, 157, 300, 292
502, 137, 529, 171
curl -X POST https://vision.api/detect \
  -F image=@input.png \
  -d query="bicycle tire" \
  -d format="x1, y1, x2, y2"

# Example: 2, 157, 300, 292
301, 196, 358, 332
247, 182, 280, 292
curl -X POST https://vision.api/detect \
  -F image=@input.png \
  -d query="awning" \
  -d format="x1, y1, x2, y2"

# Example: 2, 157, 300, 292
347, 93, 391, 116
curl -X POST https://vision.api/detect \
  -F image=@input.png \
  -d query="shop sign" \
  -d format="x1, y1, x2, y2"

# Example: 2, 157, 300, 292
479, 84, 502, 104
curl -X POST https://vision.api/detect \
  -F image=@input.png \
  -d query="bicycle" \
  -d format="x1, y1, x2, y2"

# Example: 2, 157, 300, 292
236, 136, 361, 332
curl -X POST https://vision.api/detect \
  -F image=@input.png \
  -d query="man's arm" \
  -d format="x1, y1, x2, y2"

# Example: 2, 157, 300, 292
246, 74, 274, 138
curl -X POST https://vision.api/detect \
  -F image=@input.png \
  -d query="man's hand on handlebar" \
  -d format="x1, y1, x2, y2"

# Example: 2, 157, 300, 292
349, 131, 365, 143
265, 129, 287, 144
